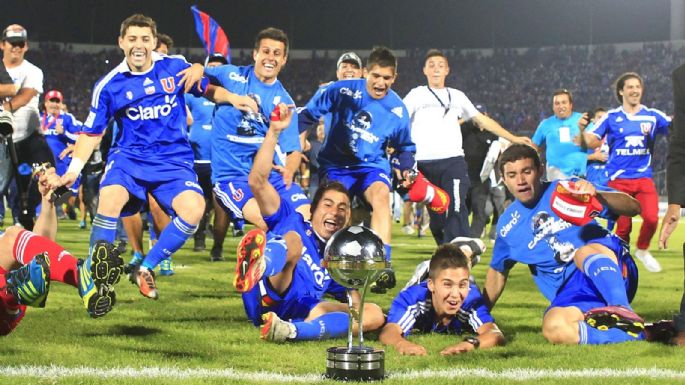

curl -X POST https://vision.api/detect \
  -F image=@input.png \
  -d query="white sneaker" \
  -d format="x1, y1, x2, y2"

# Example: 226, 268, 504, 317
634, 249, 662, 273
404, 260, 430, 289
402, 225, 415, 235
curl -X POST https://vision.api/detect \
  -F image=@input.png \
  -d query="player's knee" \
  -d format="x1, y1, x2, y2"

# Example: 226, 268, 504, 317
175, 195, 206, 224
361, 303, 385, 331
542, 316, 576, 344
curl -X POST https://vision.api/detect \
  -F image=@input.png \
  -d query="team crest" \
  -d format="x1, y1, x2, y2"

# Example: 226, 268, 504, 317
232, 188, 244, 202
640, 122, 652, 135
160, 77, 176, 93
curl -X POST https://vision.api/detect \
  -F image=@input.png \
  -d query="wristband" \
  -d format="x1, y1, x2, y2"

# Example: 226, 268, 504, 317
463, 336, 480, 349
66, 157, 85, 176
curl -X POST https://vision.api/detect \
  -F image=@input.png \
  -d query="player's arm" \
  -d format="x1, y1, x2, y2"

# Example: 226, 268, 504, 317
378, 323, 427, 356
248, 103, 294, 217
473, 113, 532, 146
33, 167, 61, 240
571, 179, 640, 217
2, 87, 37, 113
440, 322, 505, 355
483, 267, 509, 309
583, 114, 607, 149
203, 84, 258, 113
59, 134, 101, 187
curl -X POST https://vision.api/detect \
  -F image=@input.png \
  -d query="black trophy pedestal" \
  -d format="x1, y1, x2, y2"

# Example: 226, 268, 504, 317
325, 346, 385, 381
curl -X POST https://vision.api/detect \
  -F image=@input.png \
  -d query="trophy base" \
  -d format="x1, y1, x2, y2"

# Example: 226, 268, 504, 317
325, 346, 385, 381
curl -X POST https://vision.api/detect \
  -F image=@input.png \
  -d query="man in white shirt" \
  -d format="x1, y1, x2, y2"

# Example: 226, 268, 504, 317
1, 24, 54, 229
403, 49, 530, 245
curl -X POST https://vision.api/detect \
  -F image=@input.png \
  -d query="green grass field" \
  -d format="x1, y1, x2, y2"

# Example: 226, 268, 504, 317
1, 218, 685, 385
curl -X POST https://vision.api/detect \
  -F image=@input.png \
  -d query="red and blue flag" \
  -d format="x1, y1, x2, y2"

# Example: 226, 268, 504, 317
191, 6, 230, 62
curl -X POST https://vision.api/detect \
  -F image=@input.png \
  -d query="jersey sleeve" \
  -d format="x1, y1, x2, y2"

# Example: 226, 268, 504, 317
531, 121, 546, 146
456, 91, 479, 121
298, 84, 338, 133
204, 64, 241, 91
587, 112, 609, 139
402, 89, 418, 118
490, 233, 517, 273
391, 107, 416, 153
83, 80, 113, 136
654, 109, 672, 135
386, 287, 420, 336
63, 113, 81, 142
463, 282, 496, 332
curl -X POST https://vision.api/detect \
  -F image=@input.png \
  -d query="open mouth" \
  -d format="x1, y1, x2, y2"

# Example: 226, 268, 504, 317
323, 219, 339, 232
131, 50, 146, 61
517, 186, 532, 195
263, 62, 275, 70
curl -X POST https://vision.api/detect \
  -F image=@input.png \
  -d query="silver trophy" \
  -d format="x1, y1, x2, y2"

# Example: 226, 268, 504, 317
31, 163, 71, 206
322, 225, 388, 381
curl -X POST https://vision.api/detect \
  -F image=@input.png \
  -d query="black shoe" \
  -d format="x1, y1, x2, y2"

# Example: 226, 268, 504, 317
370, 268, 396, 294
644, 320, 676, 343
193, 238, 206, 252
210, 246, 224, 262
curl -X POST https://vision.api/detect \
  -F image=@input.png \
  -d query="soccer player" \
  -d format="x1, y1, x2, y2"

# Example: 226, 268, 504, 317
238, 103, 384, 343
403, 49, 530, 245
483, 144, 652, 345
584, 72, 670, 273
39, 90, 82, 215
298, 46, 414, 269
57, 14, 209, 300
205, 27, 309, 233
380, 243, 504, 355
1, 166, 124, 335
532, 89, 588, 180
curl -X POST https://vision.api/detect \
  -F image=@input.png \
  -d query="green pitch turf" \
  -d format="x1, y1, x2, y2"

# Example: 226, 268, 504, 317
1, 218, 684, 385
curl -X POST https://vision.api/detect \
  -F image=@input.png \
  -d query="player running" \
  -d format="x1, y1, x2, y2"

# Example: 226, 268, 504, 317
236, 103, 384, 343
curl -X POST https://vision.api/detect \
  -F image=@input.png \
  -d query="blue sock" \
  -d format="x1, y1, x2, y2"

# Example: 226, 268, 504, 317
292, 312, 349, 341
264, 236, 287, 276
142, 216, 197, 270
90, 213, 118, 250
384, 244, 392, 263
582, 253, 630, 308
578, 321, 643, 344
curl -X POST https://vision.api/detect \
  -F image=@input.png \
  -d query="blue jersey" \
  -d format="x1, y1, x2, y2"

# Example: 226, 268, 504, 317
586, 106, 670, 180
40, 111, 81, 173
491, 180, 621, 302
205, 64, 300, 182
387, 281, 494, 336
263, 197, 347, 301
83, 53, 206, 179
186, 94, 215, 162
532, 112, 587, 177
585, 123, 610, 187
299, 79, 415, 174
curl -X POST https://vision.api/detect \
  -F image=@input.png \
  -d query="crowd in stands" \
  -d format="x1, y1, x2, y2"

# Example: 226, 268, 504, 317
29, 41, 679, 194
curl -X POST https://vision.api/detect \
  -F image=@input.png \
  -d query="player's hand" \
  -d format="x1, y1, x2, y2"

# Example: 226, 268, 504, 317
658, 204, 682, 249
59, 144, 74, 160
59, 172, 78, 188
273, 165, 294, 188
177, 63, 205, 93
269, 103, 294, 134
230, 94, 259, 114
396, 340, 427, 356
578, 112, 591, 130
37, 167, 60, 198
512, 136, 533, 146
440, 341, 475, 355
55, 119, 64, 134
568, 178, 596, 196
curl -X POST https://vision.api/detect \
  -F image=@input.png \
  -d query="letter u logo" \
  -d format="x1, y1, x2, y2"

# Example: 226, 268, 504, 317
161, 77, 176, 93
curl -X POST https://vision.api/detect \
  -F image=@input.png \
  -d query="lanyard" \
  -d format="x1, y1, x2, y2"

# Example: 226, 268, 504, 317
40, 113, 57, 132
427, 87, 451, 117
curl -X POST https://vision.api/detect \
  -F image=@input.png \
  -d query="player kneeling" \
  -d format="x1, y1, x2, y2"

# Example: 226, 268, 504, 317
234, 104, 384, 343
379, 243, 505, 355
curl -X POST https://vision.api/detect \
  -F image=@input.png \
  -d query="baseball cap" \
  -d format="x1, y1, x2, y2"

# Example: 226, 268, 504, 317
45, 90, 63, 102
204, 52, 228, 67
2, 25, 27, 43
337, 52, 362, 69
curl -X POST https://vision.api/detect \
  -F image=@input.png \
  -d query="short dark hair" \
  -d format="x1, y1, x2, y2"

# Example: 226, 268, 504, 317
614, 72, 643, 104
552, 89, 573, 105
424, 49, 447, 64
254, 27, 289, 56
156, 33, 173, 50
367, 46, 397, 71
498, 144, 541, 175
428, 244, 469, 279
120, 14, 157, 38
310, 181, 350, 215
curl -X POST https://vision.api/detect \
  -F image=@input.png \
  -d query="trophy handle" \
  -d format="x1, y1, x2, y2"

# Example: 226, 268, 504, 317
346, 275, 373, 351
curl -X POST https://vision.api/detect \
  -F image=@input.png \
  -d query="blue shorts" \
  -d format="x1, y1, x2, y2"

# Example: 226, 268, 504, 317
549, 232, 638, 314
585, 165, 609, 188
323, 166, 392, 199
213, 174, 309, 220
242, 275, 322, 326
99, 154, 203, 217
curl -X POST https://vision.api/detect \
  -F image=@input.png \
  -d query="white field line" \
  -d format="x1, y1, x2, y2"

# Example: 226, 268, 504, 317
1, 366, 685, 382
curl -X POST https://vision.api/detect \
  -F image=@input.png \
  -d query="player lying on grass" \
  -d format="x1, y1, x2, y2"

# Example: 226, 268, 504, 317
379, 243, 505, 355
0, 167, 124, 335
483, 144, 672, 344
234, 103, 384, 343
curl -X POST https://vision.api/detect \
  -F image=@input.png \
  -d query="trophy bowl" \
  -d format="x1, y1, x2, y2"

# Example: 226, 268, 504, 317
322, 225, 387, 382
